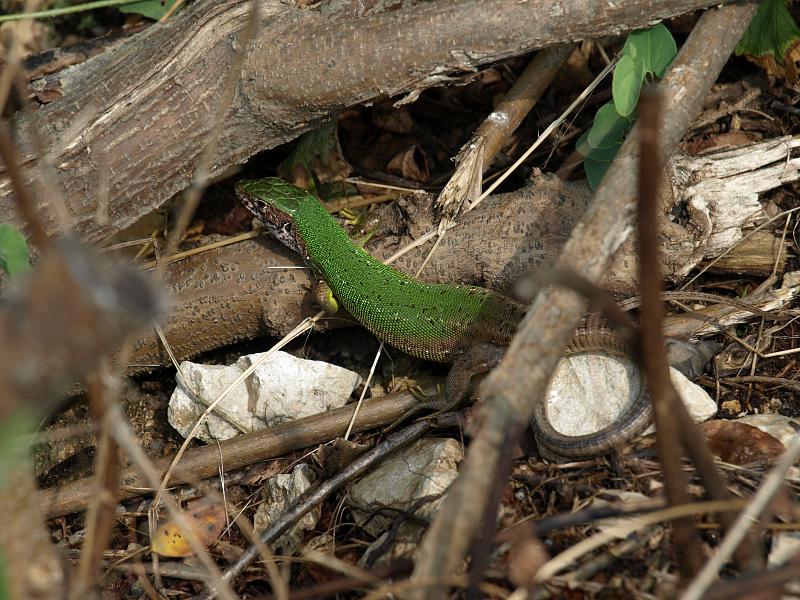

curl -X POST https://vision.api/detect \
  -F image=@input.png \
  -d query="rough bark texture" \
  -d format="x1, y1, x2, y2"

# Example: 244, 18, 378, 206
39, 385, 424, 518
2, 0, 736, 244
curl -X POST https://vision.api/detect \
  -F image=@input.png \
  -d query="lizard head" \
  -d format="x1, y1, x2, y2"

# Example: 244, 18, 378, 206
235, 177, 305, 253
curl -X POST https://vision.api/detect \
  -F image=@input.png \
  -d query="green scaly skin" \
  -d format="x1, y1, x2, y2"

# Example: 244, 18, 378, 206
236, 177, 652, 457
236, 178, 526, 362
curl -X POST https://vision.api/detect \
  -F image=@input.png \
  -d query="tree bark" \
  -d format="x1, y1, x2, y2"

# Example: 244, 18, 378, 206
2, 0, 737, 243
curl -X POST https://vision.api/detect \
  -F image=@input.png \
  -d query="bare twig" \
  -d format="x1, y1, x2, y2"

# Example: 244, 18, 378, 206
159, 0, 186, 22
637, 88, 703, 576
681, 432, 800, 600
227, 511, 289, 600
0, 0, 734, 243
152, 314, 319, 510
703, 560, 800, 600
38, 385, 427, 518
1, 12, 72, 237
72, 366, 123, 599
268, 559, 413, 600
437, 43, 575, 225
533, 499, 745, 582
409, 4, 760, 596
104, 402, 238, 600
0, 122, 49, 248
415, 47, 607, 277
475, 57, 617, 207
723, 375, 800, 392
465, 432, 517, 598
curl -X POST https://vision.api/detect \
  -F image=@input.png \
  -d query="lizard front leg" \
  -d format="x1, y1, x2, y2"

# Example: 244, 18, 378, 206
443, 342, 507, 413
387, 342, 506, 430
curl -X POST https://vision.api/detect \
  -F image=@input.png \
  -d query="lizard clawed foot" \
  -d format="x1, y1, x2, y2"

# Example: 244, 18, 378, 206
385, 384, 451, 432
409, 383, 443, 402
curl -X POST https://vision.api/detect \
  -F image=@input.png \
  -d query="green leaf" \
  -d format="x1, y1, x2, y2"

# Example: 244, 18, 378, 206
584, 156, 612, 190
280, 121, 339, 172
0, 408, 36, 489
612, 54, 645, 117
576, 130, 619, 161
587, 102, 629, 150
576, 24, 675, 189
0, 224, 31, 278
588, 142, 621, 163
576, 129, 592, 156
735, 0, 800, 62
623, 23, 677, 78
118, 0, 174, 20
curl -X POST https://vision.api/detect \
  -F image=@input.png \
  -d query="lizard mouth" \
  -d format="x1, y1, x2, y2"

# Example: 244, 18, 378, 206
255, 208, 300, 254
272, 221, 300, 253
236, 188, 302, 254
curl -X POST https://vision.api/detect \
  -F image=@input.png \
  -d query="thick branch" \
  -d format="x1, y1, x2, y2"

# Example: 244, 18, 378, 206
39, 386, 423, 518
130, 176, 590, 370
2, 0, 737, 243
130, 165, 785, 372
409, 3, 759, 596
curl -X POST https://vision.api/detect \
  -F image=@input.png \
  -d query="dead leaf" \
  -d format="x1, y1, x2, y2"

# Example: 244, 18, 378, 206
278, 120, 351, 188
505, 523, 549, 588
741, 38, 800, 86
787, 39, 800, 84
720, 399, 743, 416
387, 145, 430, 183
318, 438, 371, 477
241, 458, 293, 486
692, 131, 759, 155
699, 420, 786, 464
151, 502, 226, 557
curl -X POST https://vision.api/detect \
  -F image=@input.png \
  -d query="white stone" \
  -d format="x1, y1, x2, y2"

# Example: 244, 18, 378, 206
546, 354, 716, 438
348, 438, 463, 563
253, 464, 317, 554
168, 351, 361, 442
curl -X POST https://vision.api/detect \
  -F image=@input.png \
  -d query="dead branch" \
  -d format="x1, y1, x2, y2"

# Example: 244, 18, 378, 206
129, 158, 789, 372
213, 419, 438, 594
437, 44, 575, 222
408, 4, 760, 597
637, 89, 704, 576
1, 0, 740, 243
38, 385, 426, 518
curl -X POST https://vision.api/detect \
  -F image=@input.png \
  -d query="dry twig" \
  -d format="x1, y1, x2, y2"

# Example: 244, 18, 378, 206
409, 5, 760, 597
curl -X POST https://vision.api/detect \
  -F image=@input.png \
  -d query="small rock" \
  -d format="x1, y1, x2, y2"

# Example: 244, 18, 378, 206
168, 351, 362, 442
253, 464, 318, 555
545, 355, 716, 439
347, 438, 463, 563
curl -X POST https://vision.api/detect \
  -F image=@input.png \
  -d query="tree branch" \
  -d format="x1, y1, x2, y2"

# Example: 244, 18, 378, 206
1, 0, 739, 243
408, 4, 760, 597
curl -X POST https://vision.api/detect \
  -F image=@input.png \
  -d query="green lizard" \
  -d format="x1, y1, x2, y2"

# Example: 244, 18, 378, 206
235, 177, 651, 457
